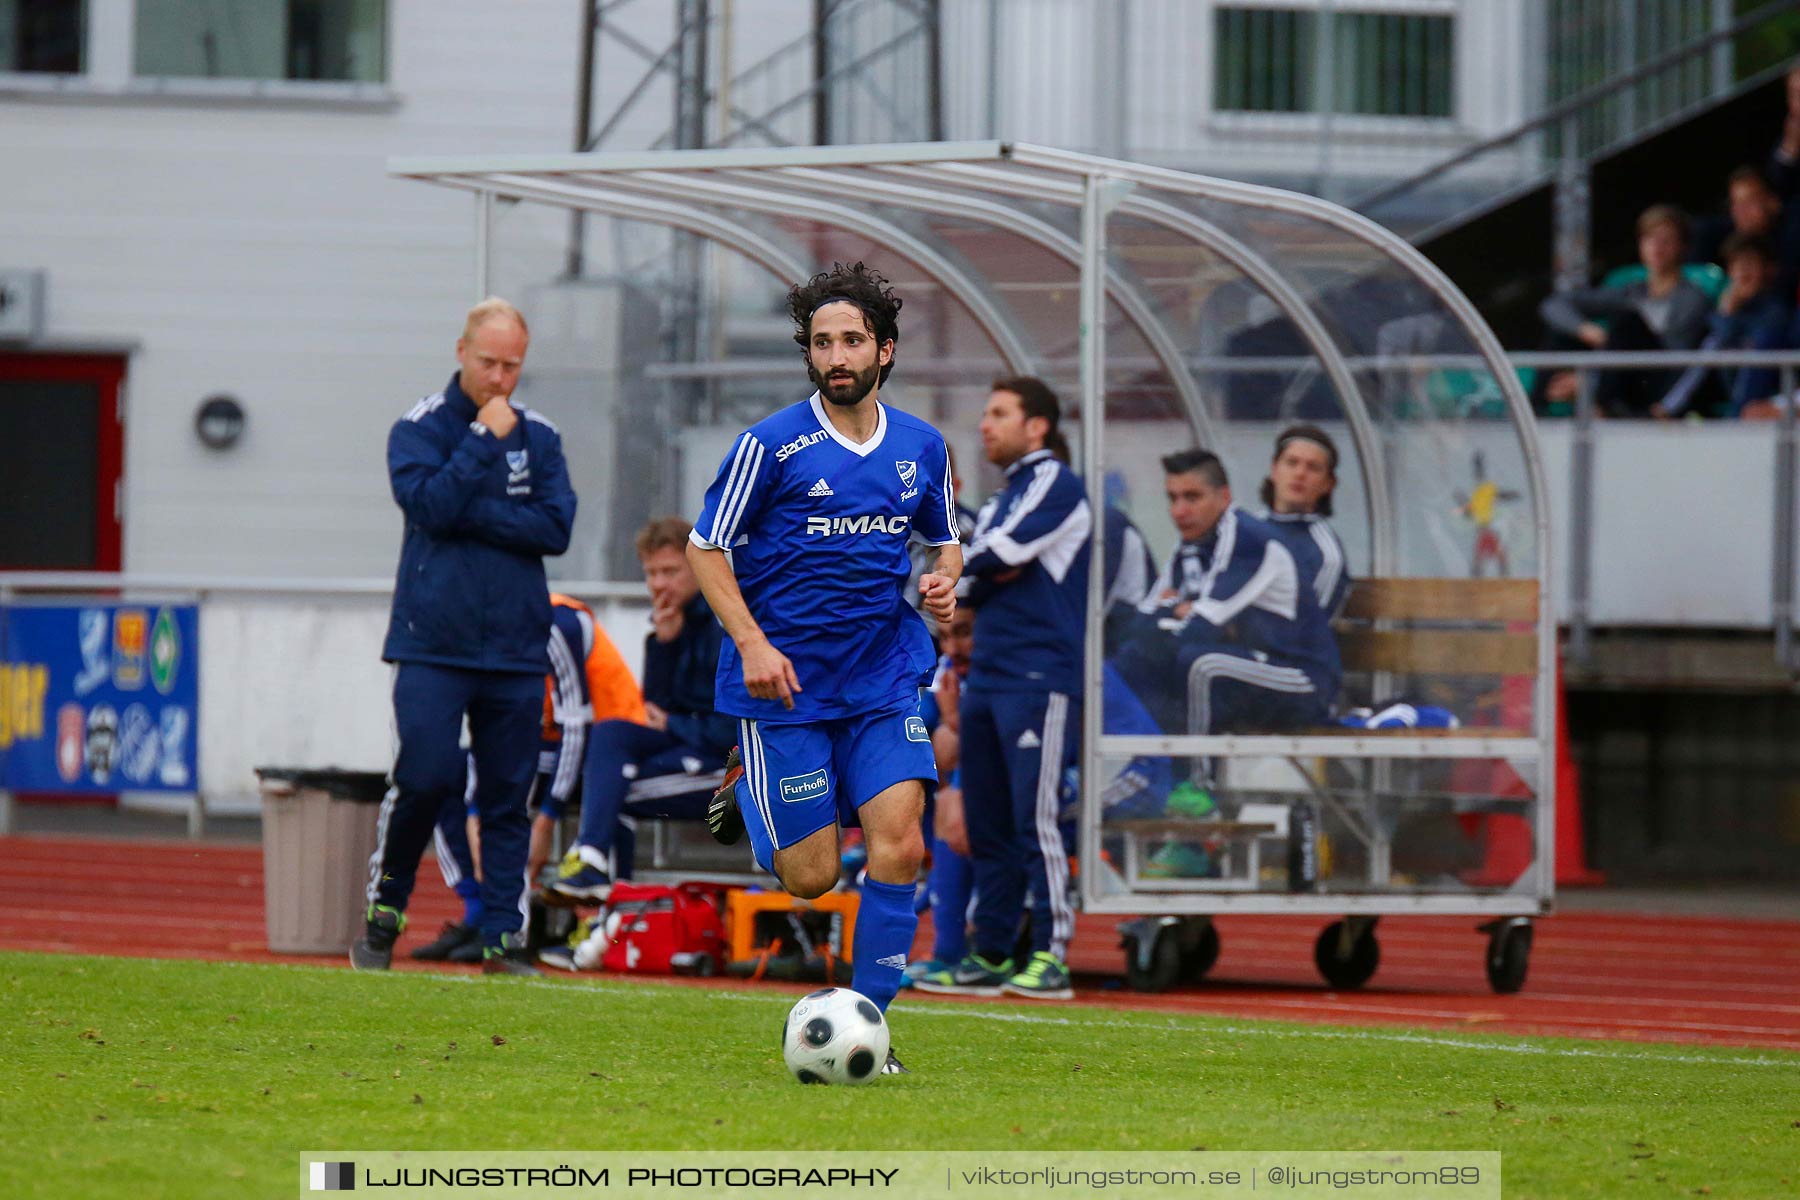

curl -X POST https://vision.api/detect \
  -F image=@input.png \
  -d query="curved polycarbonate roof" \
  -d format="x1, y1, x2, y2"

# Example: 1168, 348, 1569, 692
391, 140, 1546, 585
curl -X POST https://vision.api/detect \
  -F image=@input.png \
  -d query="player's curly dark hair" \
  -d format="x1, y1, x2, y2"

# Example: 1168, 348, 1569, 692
788, 261, 903, 385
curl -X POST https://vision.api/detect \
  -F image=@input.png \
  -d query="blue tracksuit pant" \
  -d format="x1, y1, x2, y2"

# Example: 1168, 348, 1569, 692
958, 686, 1080, 963
368, 662, 541, 952
573, 719, 723, 857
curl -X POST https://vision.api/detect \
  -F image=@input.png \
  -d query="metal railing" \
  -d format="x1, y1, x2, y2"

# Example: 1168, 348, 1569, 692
1504, 348, 1800, 671
1355, 0, 1800, 246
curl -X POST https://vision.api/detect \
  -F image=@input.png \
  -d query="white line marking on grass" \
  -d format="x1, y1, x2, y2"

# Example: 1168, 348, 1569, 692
181, 958, 1800, 1070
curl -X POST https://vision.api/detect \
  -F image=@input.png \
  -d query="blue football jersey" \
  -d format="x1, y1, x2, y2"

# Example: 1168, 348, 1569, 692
691, 393, 959, 723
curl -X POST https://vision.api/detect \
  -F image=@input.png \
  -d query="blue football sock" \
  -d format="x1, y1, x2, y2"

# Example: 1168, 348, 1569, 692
454, 877, 485, 929
853, 877, 918, 1014
928, 837, 973, 964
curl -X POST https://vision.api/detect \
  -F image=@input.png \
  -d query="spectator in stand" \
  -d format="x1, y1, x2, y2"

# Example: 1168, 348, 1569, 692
543, 517, 737, 907
1539, 205, 1713, 417
1692, 168, 1788, 268
1762, 61, 1800, 204
1658, 234, 1795, 420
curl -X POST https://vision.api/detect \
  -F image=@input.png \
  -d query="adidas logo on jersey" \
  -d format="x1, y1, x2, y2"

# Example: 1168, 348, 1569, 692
1016, 729, 1041, 750
808, 478, 834, 497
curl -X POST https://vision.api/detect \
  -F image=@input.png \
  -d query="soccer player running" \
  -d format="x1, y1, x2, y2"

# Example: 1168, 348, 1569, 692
694, 262, 960, 1075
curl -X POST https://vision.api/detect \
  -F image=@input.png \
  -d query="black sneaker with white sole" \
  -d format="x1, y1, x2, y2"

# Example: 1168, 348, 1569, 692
880, 1049, 910, 1075
706, 746, 746, 846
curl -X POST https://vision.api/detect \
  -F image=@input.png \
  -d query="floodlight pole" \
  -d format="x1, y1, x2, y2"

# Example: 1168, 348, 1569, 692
1078, 170, 1134, 910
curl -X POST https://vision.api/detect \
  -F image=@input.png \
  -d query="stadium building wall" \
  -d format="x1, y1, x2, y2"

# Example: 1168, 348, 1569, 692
0, 0, 624, 580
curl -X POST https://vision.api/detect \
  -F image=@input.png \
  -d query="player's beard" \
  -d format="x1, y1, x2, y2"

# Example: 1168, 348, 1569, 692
812, 360, 880, 407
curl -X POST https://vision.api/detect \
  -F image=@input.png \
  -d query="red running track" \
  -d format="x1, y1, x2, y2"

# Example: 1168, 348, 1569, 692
3, 835, 1796, 1053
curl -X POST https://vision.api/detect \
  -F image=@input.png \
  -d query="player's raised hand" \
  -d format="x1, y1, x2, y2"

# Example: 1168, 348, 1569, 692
741, 639, 802, 710
650, 596, 685, 643
918, 572, 956, 623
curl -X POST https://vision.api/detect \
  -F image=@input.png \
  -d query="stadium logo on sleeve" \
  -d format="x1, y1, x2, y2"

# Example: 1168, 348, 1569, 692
776, 429, 830, 462
778, 769, 829, 803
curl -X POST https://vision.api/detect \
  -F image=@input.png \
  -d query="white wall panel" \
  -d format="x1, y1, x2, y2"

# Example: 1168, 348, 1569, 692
0, 0, 584, 580
196, 590, 653, 813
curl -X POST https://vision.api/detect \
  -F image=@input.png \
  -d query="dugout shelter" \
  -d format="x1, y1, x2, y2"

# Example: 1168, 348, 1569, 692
392, 142, 1553, 994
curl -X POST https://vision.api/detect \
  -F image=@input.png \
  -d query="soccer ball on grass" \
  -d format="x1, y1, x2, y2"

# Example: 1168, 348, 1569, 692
781, 987, 889, 1085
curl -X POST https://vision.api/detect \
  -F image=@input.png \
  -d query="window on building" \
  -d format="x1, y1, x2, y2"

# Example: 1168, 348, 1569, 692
1214, 5, 1455, 119
0, 0, 85, 74
134, 0, 385, 83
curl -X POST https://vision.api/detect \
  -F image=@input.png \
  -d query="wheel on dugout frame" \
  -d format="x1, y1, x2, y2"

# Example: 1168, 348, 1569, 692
1119, 918, 1182, 993
1313, 919, 1379, 990
1178, 917, 1220, 983
1481, 917, 1532, 994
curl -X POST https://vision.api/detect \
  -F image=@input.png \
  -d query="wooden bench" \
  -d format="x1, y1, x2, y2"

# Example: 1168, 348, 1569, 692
1179, 576, 1540, 738
1333, 575, 1540, 738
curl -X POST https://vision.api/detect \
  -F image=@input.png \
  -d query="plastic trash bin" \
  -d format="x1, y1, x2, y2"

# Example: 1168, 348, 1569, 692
255, 767, 389, 954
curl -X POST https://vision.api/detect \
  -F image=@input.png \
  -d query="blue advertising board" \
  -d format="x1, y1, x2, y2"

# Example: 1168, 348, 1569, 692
0, 604, 199, 793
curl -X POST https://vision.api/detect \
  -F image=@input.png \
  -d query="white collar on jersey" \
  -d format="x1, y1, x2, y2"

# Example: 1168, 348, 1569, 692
808, 391, 888, 457
1004, 447, 1055, 477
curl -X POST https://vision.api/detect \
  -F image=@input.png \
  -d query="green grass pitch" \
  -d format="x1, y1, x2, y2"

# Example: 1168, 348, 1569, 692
5, 953, 1796, 1198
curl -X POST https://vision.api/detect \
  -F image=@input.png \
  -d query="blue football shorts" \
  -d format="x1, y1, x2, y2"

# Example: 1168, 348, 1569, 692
735, 698, 937, 865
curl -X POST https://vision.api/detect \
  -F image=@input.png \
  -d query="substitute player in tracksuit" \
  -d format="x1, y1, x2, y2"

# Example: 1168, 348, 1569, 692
1259, 424, 1351, 625
1113, 448, 1336, 738
694, 263, 961, 1075
915, 377, 1090, 1002
545, 517, 738, 904
352, 298, 577, 977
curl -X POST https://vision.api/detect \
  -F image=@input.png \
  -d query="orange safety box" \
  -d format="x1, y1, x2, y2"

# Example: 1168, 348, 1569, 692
723, 888, 861, 963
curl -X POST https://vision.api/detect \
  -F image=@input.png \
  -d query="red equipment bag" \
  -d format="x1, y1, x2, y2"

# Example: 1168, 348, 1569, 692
599, 881, 726, 975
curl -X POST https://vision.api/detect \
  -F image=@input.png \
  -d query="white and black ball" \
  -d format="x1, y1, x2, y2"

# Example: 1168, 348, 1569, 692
781, 987, 890, 1085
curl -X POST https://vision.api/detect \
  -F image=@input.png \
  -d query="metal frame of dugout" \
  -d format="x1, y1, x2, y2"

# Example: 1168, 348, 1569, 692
390, 141, 1554, 996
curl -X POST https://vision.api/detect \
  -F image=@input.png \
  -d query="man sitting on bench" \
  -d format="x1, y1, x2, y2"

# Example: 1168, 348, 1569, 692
1258, 424, 1351, 625
1112, 448, 1339, 737
545, 517, 737, 903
